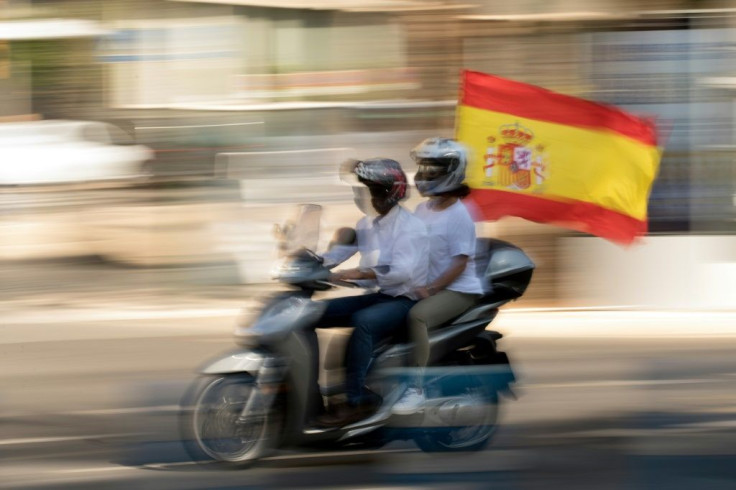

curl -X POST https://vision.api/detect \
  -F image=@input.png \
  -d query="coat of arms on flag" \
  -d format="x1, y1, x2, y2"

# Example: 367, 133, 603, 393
483, 122, 548, 191
456, 70, 661, 245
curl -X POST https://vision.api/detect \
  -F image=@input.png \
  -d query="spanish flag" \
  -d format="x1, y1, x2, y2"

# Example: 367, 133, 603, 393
457, 70, 661, 244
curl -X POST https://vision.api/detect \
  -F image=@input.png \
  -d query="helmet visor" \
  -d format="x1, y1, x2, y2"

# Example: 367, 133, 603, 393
416, 158, 449, 181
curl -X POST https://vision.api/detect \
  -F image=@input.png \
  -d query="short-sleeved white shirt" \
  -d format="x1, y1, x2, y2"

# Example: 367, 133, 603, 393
322, 205, 429, 300
414, 199, 484, 295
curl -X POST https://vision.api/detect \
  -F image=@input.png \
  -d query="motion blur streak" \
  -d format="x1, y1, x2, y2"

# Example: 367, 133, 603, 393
1, 1, 734, 489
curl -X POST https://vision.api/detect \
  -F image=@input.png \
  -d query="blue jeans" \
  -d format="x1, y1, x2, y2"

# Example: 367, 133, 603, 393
311, 293, 415, 405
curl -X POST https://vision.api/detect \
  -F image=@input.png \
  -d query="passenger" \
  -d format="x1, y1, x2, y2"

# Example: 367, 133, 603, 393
393, 137, 485, 415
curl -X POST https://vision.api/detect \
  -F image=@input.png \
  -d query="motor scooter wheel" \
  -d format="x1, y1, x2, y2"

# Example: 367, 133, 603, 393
180, 374, 279, 467
414, 372, 499, 453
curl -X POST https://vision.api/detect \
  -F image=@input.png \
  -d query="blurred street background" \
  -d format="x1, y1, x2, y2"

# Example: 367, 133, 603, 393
1, 0, 735, 488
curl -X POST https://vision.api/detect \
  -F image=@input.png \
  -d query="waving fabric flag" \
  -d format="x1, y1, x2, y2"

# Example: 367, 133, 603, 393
456, 70, 661, 244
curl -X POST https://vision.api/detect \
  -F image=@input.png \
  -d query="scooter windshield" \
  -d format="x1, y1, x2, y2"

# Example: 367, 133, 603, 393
279, 204, 322, 256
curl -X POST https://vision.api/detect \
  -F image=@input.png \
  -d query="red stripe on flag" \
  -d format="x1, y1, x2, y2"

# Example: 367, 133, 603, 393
465, 189, 647, 245
460, 70, 658, 147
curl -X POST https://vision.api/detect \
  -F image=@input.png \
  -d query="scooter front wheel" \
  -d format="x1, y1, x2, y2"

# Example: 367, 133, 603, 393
180, 374, 277, 466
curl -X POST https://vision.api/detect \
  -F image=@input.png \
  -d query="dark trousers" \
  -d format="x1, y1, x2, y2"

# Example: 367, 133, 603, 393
309, 293, 415, 406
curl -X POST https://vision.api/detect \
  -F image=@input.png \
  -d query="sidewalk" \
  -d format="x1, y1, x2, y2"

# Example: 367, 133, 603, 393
3, 283, 735, 339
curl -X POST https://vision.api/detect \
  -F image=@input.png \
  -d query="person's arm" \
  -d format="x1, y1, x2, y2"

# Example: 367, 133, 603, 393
417, 255, 469, 299
330, 268, 376, 281
369, 218, 426, 289
333, 231, 417, 284
322, 245, 358, 269
321, 223, 361, 268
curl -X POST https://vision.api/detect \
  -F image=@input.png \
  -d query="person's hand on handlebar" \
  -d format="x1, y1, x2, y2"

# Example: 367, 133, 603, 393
329, 268, 376, 282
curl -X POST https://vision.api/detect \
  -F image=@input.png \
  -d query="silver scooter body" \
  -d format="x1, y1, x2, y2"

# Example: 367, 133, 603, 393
183, 205, 530, 464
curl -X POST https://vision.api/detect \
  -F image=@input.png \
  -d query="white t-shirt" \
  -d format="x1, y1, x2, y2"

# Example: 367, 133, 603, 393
414, 199, 484, 295
322, 205, 429, 300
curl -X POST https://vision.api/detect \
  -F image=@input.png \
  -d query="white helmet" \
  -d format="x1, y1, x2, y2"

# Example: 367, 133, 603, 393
410, 137, 468, 196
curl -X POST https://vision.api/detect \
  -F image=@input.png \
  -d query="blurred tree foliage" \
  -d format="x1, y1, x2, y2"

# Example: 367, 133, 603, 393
4, 0, 105, 117
10, 38, 102, 118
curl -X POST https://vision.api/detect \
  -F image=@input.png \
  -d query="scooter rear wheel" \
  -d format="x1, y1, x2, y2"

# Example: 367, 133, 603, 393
414, 373, 499, 453
180, 374, 277, 466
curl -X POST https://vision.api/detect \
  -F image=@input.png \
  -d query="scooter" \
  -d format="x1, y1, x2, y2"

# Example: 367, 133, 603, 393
180, 204, 533, 466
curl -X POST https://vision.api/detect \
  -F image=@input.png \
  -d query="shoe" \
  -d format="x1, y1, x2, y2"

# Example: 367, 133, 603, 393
314, 402, 378, 428
392, 387, 425, 415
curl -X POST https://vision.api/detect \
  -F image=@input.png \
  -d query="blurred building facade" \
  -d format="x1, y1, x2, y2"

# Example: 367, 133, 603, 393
1, 0, 735, 305
2, 0, 733, 234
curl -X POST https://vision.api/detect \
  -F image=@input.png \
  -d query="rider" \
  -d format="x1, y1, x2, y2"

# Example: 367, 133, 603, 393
393, 137, 485, 415
311, 158, 429, 427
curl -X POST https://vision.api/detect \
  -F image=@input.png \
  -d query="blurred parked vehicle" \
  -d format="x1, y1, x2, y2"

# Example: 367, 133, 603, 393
0, 120, 152, 185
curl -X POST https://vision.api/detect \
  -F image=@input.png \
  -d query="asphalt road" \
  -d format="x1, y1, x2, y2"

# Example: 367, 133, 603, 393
2, 299, 735, 489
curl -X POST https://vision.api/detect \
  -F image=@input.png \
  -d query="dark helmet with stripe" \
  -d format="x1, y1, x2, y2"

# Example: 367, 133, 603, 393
341, 157, 408, 207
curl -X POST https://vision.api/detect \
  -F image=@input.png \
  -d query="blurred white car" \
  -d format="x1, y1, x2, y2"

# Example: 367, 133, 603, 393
0, 120, 153, 185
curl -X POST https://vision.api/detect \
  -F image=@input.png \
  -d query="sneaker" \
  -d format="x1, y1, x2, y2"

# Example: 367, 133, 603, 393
392, 387, 426, 415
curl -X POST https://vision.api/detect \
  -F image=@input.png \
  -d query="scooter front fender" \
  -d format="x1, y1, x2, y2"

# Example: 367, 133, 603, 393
199, 350, 268, 375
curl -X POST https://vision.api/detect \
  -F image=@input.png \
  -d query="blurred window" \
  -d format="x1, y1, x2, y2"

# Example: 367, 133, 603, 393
105, 123, 134, 146
81, 123, 111, 145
